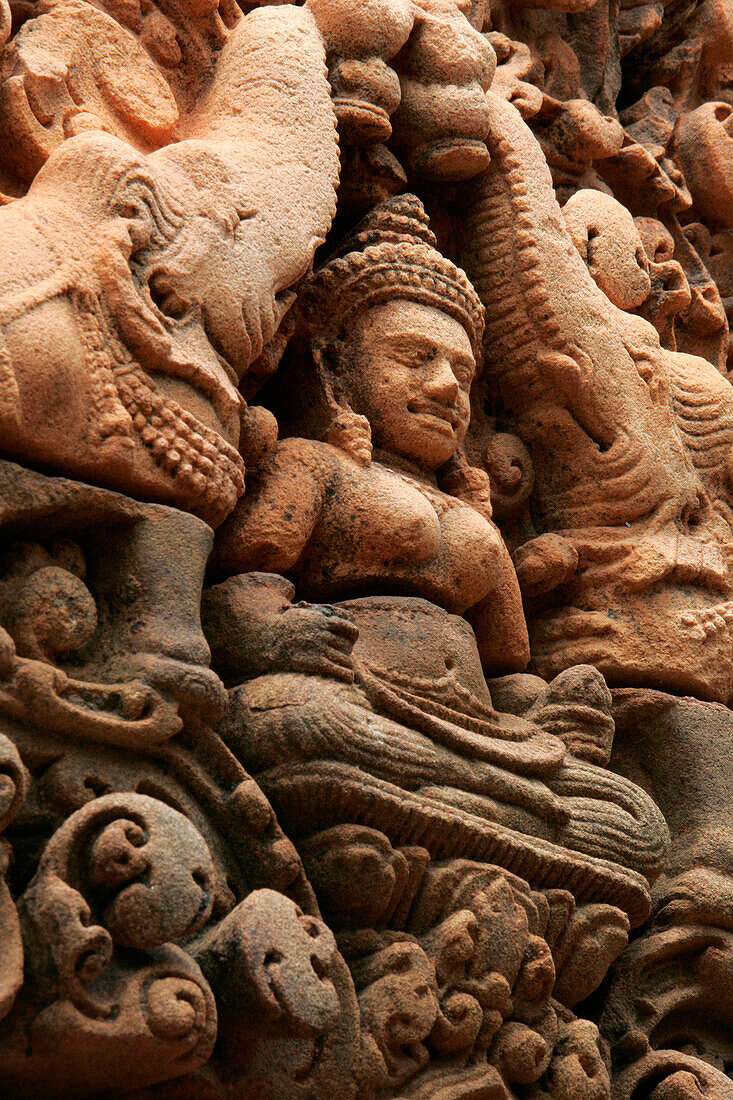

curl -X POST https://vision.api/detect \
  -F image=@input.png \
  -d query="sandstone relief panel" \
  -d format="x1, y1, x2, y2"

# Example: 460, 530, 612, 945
0, 0, 731, 1096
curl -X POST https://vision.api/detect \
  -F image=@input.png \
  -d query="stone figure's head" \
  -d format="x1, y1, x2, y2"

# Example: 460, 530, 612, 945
0, 130, 289, 526
562, 189, 652, 311
303, 195, 485, 473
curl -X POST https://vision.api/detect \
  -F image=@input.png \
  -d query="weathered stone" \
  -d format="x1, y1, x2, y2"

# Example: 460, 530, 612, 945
0, 0, 731, 1094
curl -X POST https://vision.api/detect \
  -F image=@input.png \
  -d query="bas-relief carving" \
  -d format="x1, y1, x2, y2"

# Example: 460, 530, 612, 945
210, 199, 666, 918
0, 0, 732, 1096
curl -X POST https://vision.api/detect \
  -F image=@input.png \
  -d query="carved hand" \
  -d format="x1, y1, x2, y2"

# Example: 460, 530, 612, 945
278, 603, 359, 683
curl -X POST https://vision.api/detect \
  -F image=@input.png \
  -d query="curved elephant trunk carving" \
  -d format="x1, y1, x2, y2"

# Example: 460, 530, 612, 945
453, 92, 704, 536
453, 92, 733, 703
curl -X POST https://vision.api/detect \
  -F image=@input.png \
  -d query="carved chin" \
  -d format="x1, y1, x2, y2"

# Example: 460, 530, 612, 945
405, 414, 461, 461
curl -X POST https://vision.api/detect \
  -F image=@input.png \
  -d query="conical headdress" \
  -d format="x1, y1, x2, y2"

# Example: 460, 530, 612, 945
305, 194, 485, 360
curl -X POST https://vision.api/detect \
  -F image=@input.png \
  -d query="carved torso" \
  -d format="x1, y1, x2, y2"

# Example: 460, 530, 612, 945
221, 437, 503, 614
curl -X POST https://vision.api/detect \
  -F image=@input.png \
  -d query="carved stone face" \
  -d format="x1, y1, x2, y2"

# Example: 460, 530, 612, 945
344, 298, 475, 471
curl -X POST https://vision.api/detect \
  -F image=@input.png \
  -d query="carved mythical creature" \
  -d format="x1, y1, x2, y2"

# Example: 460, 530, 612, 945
548, 185, 733, 1099
561, 188, 733, 522
454, 91, 733, 703
0, 2, 341, 526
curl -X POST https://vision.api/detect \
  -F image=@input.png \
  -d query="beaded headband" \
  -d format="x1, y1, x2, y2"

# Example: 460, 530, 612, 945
305, 194, 485, 361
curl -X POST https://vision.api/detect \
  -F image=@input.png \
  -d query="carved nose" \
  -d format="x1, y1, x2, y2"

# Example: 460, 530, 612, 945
426, 358, 460, 400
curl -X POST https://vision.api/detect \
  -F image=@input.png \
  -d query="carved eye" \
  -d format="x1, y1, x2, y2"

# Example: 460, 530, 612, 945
452, 362, 473, 387
392, 347, 423, 368
273, 288, 297, 327
148, 272, 191, 321
586, 226, 599, 263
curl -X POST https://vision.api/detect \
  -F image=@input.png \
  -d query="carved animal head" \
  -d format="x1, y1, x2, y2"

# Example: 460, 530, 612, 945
0, 131, 247, 525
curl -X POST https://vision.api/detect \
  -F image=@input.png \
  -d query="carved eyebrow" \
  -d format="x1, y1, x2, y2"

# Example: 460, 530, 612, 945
449, 352, 477, 373
381, 332, 475, 369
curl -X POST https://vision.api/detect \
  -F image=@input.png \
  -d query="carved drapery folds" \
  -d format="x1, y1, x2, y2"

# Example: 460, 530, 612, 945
1, 0, 732, 1096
